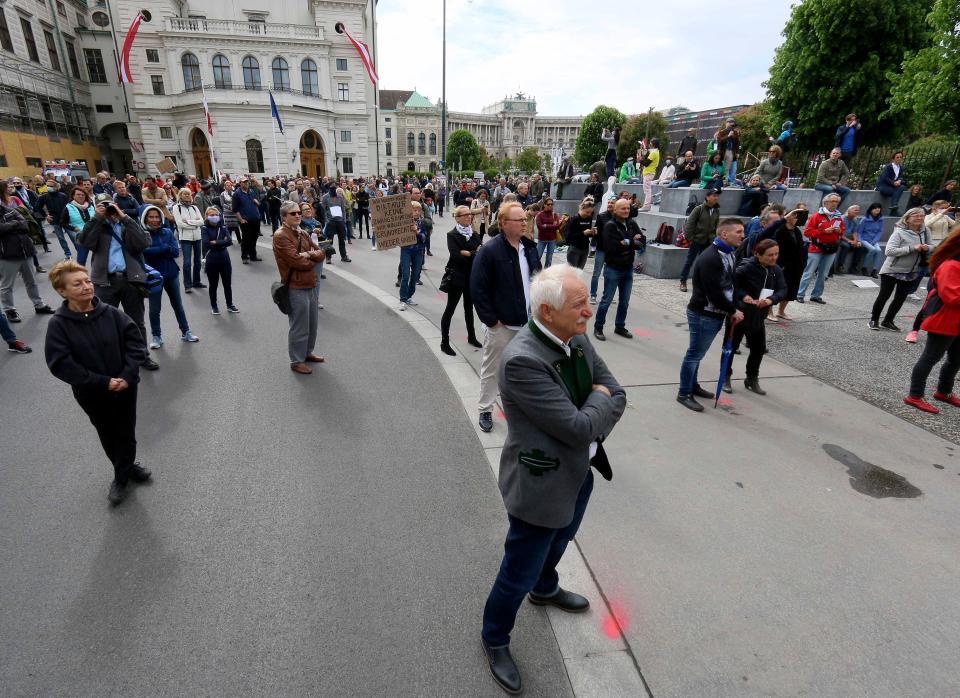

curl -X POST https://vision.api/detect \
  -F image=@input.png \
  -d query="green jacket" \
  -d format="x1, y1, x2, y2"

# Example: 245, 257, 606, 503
685, 201, 720, 245
699, 161, 725, 189
618, 161, 636, 182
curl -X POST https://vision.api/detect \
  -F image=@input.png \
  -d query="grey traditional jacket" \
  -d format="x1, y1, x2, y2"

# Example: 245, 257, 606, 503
497, 324, 626, 528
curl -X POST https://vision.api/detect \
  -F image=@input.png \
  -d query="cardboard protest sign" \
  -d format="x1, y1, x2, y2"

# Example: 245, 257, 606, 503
371, 193, 417, 251
155, 157, 176, 174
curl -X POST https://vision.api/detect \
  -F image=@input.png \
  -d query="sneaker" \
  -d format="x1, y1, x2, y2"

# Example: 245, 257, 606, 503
211, 306, 221, 315
880, 320, 901, 332
6, 340, 31, 354
908, 292, 924, 302
795, 297, 804, 304
809, 297, 826, 304
227, 305, 240, 313
868, 320, 880, 331
184, 288, 192, 294
479, 411, 493, 432
34, 265, 46, 273
181, 330, 200, 342
149, 336, 163, 350
406, 299, 418, 306
4, 309, 21, 323
905, 330, 919, 344
34, 305, 55, 315
194, 283, 207, 289
107, 480, 128, 505
397, 302, 407, 311
933, 392, 960, 408
589, 296, 597, 305
903, 395, 940, 414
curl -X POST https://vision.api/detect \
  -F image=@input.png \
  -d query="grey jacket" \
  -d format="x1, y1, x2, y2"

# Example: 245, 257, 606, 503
880, 224, 929, 276
756, 158, 782, 185
816, 158, 850, 186
497, 325, 626, 528
77, 215, 151, 286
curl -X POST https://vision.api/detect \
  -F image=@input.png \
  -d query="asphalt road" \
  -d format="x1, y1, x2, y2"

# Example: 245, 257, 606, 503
0, 239, 572, 697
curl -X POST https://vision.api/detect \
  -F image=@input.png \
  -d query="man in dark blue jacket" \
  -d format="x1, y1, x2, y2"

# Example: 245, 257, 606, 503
874, 150, 907, 215
470, 201, 541, 432
232, 177, 263, 262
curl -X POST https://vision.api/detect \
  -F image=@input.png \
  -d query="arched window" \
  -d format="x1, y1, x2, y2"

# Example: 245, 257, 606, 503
418, 132, 426, 155
271, 57, 290, 91
407, 161, 416, 172
246, 139, 264, 173
212, 54, 231, 89
407, 132, 415, 155
429, 133, 437, 155
242, 56, 261, 90
301, 58, 318, 96
181, 52, 201, 92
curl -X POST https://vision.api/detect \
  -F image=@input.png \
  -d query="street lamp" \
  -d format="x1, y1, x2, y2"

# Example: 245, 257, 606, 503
440, 0, 447, 184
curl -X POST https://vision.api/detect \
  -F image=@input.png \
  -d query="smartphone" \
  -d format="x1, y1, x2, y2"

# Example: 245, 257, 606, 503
795, 210, 809, 226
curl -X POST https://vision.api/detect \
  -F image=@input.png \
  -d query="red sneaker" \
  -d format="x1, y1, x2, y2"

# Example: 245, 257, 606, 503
933, 392, 960, 408
904, 396, 940, 414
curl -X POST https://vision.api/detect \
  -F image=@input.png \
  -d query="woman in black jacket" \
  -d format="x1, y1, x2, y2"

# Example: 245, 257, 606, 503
440, 206, 483, 356
725, 239, 786, 395
773, 207, 807, 320
564, 199, 597, 269
44, 260, 149, 505
266, 179, 284, 233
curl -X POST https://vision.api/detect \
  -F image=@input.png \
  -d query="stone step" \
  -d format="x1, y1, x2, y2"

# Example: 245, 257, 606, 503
660, 187, 786, 215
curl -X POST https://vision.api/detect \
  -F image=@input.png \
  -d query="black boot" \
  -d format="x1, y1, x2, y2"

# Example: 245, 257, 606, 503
440, 340, 456, 356
744, 376, 766, 395
467, 334, 482, 348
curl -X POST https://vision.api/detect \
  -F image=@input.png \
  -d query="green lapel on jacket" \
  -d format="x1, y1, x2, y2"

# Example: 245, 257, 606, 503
527, 320, 593, 408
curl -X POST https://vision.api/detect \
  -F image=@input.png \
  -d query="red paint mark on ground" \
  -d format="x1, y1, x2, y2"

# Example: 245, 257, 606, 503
496, 410, 506, 421
436, 293, 446, 300
602, 600, 630, 638
717, 397, 734, 406
632, 328, 656, 338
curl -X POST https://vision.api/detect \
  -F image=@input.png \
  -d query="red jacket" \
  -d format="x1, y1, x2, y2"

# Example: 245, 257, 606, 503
921, 260, 960, 337
803, 211, 844, 254
535, 211, 561, 242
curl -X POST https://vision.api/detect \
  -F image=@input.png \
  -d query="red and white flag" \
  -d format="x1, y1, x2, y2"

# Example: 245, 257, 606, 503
118, 11, 146, 83
202, 87, 213, 136
335, 22, 378, 85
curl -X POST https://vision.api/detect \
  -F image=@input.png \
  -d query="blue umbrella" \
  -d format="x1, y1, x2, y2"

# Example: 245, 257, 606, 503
714, 322, 737, 408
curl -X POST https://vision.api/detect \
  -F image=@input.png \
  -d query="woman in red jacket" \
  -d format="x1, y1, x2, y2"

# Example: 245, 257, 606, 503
535, 198, 566, 268
905, 225, 960, 413
796, 192, 844, 303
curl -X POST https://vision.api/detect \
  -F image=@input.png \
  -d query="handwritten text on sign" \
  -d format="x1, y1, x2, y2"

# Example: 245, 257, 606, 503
371, 194, 417, 251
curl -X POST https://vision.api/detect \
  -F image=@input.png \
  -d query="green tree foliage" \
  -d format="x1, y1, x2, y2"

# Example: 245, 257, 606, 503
516, 147, 542, 173
765, 0, 932, 149
887, 0, 960, 138
616, 112, 670, 164
732, 103, 777, 160
574, 106, 626, 167
446, 129, 481, 171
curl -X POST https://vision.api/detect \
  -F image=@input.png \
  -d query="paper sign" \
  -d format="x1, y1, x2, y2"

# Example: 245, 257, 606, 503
759, 288, 774, 300
371, 194, 416, 251
329, 205, 343, 218
155, 157, 176, 174
851, 279, 879, 288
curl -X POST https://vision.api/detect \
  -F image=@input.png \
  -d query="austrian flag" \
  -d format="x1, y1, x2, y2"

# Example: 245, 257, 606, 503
334, 22, 378, 85
119, 11, 150, 84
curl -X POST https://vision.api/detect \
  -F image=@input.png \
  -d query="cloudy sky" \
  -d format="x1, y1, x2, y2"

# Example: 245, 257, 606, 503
375, 0, 794, 116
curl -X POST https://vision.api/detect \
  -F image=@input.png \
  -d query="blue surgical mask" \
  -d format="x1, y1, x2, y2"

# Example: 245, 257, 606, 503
207, 215, 221, 225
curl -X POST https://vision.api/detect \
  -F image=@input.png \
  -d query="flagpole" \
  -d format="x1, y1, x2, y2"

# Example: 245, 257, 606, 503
271, 118, 280, 178
201, 85, 217, 180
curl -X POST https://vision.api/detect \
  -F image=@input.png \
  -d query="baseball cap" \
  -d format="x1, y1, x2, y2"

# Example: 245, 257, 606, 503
94, 193, 113, 204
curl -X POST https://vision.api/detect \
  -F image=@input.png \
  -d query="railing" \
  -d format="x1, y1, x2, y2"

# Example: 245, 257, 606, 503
165, 18, 323, 40
173, 83, 331, 104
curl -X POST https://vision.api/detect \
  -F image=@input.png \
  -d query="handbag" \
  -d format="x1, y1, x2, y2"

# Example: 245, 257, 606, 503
270, 232, 302, 315
439, 267, 454, 293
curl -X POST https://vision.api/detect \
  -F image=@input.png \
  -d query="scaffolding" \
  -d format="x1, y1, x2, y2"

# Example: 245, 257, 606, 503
0, 53, 92, 144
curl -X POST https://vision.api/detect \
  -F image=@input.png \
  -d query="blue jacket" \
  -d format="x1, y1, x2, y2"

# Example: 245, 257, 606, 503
402, 219, 427, 252
201, 223, 232, 265
232, 187, 261, 222
858, 214, 884, 245
875, 163, 906, 192
142, 225, 181, 280
470, 233, 542, 328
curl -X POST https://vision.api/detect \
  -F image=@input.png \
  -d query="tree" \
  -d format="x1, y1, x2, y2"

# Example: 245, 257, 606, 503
516, 147, 542, 173
446, 129, 481, 171
617, 111, 670, 165
765, 0, 932, 149
732, 103, 777, 161
887, 0, 960, 138
574, 105, 626, 167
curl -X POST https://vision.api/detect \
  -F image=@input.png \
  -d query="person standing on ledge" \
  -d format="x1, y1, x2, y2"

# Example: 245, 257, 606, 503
480, 264, 626, 695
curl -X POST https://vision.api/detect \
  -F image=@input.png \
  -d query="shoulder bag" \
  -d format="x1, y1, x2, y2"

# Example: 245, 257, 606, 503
271, 231, 302, 315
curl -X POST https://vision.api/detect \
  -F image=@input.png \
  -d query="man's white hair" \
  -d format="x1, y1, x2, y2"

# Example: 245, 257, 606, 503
530, 264, 584, 320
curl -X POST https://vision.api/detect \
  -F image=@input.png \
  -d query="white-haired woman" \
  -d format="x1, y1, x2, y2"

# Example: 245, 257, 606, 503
870, 207, 932, 331
173, 188, 205, 293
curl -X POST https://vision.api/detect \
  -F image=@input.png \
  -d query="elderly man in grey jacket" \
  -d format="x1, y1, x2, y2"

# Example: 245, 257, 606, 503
480, 264, 626, 694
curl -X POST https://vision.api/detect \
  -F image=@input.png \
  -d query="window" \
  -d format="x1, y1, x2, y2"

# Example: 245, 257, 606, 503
0, 11, 12, 52
181, 53, 201, 91
418, 132, 426, 155
340, 130, 351, 143
20, 19, 39, 62
341, 157, 353, 174
84, 48, 107, 83
301, 58, 318, 96
43, 30, 61, 71
429, 133, 437, 155
271, 57, 289, 91
337, 82, 349, 101
385, 127, 391, 138
145, 48, 159, 63
91, 11, 109, 27
160, 126, 173, 139
95, 104, 113, 113
64, 39, 80, 78
212, 54, 231, 88
26, 157, 43, 168
0, 154, 7, 167
76, 13, 86, 28
246, 139, 264, 172
151, 75, 164, 95
385, 142, 392, 156
56, 1, 66, 17
385, 117, 391, 122
242, 56, 260, 90
407, 132, 415, 154
335, 58, 347, 71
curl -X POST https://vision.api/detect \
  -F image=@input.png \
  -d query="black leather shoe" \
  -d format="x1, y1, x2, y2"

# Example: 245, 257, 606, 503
810, 297, 826, 304
141, 357, 159, 371
440, 342, 456, 356
881, 320, 901, 332
5, 309, 21, 323
129, 462, 152, 483
479, 411, 493, 432
676, 395, 704, 412
108, 480, 128, 505
34, 305, 55, 315
692, 385, 713, 399
481, 640, 522, 694
613, 327, 633, 339
744, 377, 767, 395
528, 588, 590, 613
467, 336, 482, 348
593, 329, 606, 341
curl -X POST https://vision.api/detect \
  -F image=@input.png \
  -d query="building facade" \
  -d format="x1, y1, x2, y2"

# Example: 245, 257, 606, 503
662, 105, 750, 158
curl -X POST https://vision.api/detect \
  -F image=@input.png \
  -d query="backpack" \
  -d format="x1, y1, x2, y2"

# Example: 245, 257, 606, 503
15, 205, 44, 245
675, 229, 689, 248
656, 223, 675, 245
685, 196, 699, 215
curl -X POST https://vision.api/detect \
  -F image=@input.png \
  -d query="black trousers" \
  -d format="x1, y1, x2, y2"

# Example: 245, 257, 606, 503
440, 283, 476, 341
206, 259, 233, 308
356, 210, 370, 238
728, 320, 766, 379
76, 385, 138, 485
871, 274, 912, 323
327, 220, 348, 258
910, 333, 960, 398
97, 275, 148, 353
239, 221, 260, 260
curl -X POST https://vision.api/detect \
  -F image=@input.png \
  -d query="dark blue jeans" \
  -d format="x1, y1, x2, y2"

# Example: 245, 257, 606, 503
482, 470, 594, 648
679, 241, 708, 283
399, 246, 423, 302
595, 266, 633, 331
679, 308, 724, 396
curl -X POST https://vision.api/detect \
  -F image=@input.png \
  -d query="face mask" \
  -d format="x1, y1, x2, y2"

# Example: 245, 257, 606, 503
207, 215, 221, 225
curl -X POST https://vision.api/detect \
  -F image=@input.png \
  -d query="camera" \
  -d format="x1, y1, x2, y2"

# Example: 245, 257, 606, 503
320, 243, 336, 259
104, 203, 118, 215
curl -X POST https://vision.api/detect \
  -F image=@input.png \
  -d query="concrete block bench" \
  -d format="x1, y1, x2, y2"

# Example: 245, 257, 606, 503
659, 187, 785, 216
643, 244, 688, 278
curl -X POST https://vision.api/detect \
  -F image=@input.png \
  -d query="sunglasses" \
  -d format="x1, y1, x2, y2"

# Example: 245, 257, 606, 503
286, 211, 302, 217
